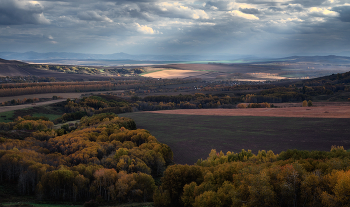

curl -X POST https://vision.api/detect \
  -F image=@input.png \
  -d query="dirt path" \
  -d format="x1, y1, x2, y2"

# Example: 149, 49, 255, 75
0, 99, 65, 113
0, 90, 124, 103
145, 106, 350, 118
0, 90, 124, 113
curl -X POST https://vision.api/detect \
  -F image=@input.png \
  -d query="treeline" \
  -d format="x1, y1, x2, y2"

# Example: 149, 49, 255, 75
155, 146, 350, 207
0, 76, 56, 83
243, 83, 350, 103
0, 96, 62, 107
0, 113, 173, 203
198, 82, 276, 92
137, 94, 242, 110
199, 71, 350, 103
0, 81, 115, 97
303, 71, 350, 86
34, 64, 145, 76
0, 78, 202, 97
1, 97, 40, 106
59, 94, 243, 123
0, 81, 112, 89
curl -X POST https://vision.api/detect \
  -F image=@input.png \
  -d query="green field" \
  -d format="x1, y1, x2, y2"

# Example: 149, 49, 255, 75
122, 112, 350, 165
32, 113, 62, 121
0, 111, 14, 122
13, 104, 65, 121
0, 110, 62, 123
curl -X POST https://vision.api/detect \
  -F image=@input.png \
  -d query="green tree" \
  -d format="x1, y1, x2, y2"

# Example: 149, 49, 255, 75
193, 191, 221, 207
308, 100, 313, 107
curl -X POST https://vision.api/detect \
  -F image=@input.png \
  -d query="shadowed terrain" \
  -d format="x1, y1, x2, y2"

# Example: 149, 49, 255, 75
0, 59, 111, 81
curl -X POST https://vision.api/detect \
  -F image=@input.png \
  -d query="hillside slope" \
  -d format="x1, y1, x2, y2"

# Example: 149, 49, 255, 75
0, 58, 111, 81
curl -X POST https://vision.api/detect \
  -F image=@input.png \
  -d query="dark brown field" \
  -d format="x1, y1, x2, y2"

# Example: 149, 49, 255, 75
123, 108, 350, 164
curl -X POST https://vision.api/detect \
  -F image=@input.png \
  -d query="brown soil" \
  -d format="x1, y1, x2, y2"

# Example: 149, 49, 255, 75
146, 104, 350, 118
123, 111, 350, 165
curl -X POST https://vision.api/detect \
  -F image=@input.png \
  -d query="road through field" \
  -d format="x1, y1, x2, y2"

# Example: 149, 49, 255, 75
145, 106, 350, 118
0, 99, 64, 113
0, 90, 124, 113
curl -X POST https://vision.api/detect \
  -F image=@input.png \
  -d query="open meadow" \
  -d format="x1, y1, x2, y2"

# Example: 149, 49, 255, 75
122, 112, 350, 165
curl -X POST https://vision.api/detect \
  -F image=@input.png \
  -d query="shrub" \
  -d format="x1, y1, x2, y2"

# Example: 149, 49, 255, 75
307, 100, 313, 107
83, 200, 99, 207
237, 103, 247, 108
302, 100, 308, 107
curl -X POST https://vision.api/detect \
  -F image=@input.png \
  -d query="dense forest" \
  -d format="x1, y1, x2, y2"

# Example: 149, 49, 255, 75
55, 94, 248, 123
0, 113, 172, 204
155, 146, 350, 207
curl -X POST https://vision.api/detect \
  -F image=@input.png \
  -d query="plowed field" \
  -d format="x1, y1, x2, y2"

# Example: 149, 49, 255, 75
145, 105, 350, 118
122, 107, 350, 164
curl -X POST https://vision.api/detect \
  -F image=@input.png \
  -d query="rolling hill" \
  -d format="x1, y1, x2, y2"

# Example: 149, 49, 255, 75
0, 58, 111, 81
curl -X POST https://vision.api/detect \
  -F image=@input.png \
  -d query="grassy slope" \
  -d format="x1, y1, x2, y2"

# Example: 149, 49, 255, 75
121, 112, 350, 165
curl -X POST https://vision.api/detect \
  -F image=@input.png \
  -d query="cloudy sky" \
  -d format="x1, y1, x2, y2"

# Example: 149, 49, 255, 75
0, 0, 350, 57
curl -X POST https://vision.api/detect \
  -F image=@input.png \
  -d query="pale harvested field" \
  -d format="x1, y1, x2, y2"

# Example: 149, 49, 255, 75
142, 69, 208, 79
146, 106, 350, 118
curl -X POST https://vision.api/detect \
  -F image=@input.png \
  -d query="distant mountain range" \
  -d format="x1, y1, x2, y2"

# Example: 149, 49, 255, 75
1, 51, 350, 66
0, 51, 256, 62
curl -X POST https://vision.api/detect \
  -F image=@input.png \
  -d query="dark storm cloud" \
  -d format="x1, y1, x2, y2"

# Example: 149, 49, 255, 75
239, 8, 260, 14
113, 0, 160, 4
286, 4, 304, 12
121, 8, 155, 21
0, 0, 49, 25
333, 6, 350, 22
0, 0, 349, 56
77, 11, 111, 22
277, 18, 350, 55
268, 7, 284, 12
289, 0, 328, 7
204, 1, 231, 11
235, 0, 278, 6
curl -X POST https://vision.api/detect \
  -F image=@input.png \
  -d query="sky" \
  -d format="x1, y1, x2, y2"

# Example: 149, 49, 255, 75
0, 0, 350, 57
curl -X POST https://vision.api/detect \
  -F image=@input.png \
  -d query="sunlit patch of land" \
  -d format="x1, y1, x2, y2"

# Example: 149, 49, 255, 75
247, 72, 288, 80
141, 69, 208, 79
